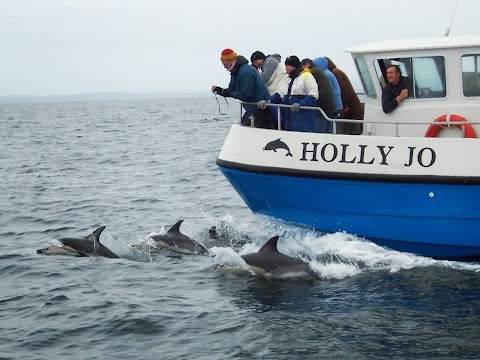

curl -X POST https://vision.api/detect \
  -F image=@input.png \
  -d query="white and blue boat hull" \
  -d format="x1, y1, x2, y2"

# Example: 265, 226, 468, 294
217, 125, 480, 260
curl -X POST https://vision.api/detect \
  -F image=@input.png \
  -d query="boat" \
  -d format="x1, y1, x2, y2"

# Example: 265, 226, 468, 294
216, 36, 480, 260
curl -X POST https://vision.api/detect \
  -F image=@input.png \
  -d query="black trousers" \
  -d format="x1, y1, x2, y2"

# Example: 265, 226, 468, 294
241, 108, 273, 129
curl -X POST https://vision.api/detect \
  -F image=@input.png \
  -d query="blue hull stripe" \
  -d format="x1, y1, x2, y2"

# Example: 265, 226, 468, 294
218, 166, 480, 259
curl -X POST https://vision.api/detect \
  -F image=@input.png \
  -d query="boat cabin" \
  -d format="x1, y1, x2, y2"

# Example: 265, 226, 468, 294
347, 36, 480, 138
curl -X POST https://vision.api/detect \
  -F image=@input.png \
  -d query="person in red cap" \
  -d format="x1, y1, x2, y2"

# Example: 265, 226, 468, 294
211, 49, 272, 129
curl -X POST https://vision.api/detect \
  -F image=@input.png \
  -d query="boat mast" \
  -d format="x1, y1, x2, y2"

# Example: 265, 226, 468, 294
444, 0, 459, 37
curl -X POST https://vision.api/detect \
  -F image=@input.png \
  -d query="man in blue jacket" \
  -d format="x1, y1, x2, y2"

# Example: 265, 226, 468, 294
212, 48, 272, 129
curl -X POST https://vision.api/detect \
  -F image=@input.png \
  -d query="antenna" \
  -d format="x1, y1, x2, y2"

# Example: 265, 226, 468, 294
445, 0, 459, 37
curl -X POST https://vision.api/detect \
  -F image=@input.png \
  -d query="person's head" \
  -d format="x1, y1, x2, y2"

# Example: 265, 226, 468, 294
386, 65, 402, 86
285, 56, 300, 75
220, 48, 238, 71
250, 51, 266, 69
325, 56, 336, 71
301, 58, 314, 69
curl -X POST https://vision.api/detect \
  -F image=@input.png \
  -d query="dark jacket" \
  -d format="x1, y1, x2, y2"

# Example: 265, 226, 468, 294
382, 77, 408, 114
326, 57, 364, 134
227, 55, 270, 114
309, 63, 336, 116
326, 57, 363, 120
313, 57, 343, 111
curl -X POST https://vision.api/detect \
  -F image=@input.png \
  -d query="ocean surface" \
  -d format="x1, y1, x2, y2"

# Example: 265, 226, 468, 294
1, 97, 479, 360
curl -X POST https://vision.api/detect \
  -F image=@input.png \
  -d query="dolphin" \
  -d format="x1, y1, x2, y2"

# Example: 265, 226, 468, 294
37, 226, 120, 258
134, 220, 208, 255
208, 224, 251, 249
263, 138, 293, 157
241, 236, 315, 280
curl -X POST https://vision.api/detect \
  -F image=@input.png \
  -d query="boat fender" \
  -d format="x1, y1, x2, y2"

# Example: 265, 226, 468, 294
425, 114, 477, 138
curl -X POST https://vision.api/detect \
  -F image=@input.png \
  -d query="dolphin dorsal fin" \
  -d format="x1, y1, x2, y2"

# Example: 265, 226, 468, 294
167, 220, 184, 234
258, 236, 280, 253
86, 226, 106, 241
92, 226, 105, 246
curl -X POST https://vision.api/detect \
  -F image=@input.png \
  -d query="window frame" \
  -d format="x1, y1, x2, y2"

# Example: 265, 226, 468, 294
373, 56, 447, 100
354, 57, 377, 98
461, 54, 480, 97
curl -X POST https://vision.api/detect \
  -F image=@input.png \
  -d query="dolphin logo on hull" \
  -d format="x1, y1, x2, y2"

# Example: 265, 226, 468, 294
134, 220, 208, 255
263, 138, 293, 157
241, 236, 315, 280
37, 226, 120, 258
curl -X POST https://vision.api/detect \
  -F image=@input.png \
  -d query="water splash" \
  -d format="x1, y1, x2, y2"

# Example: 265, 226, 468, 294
200, 214, 480, 279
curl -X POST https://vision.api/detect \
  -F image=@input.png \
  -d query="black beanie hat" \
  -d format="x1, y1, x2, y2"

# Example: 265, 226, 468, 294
285, 55, 301, 68
300, 58, 313, 66
251, 51, 266, 63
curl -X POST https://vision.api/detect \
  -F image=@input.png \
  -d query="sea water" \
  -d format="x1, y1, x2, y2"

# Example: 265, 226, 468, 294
0, 97, 479, 359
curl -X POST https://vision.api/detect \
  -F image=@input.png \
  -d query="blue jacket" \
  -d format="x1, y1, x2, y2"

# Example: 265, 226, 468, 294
313, 57, 343, 111
227, 55, 270, 114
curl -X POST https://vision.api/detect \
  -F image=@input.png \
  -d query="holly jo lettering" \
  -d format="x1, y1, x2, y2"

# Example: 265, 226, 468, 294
300, 143, 436, 168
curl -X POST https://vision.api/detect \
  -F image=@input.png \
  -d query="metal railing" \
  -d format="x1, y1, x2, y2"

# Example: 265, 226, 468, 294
242, 102, 336, 131
241, 101, 480, 136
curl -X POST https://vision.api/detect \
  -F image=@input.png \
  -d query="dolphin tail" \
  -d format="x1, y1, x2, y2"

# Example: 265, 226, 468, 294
286, 151, 293, 157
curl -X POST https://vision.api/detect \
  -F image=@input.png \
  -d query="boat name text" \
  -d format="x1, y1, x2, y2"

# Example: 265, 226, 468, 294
300, 143, 436, 167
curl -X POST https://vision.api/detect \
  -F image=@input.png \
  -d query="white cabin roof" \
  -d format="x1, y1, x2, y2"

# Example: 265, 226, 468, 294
346, 36, 480, 54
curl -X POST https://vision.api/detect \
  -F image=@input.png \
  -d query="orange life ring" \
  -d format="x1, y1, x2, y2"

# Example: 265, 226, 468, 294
425, 114, 477, 138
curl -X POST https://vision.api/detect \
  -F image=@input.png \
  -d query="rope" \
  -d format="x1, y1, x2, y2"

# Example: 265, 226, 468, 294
214, 93, 229, 115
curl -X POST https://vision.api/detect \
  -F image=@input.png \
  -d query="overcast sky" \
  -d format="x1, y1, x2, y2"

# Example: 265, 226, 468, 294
1, 0, 479, 96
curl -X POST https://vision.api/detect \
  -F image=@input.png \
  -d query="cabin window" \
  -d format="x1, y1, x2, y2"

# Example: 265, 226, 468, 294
462, 54, 480, 97
374, 56, 446, 99
354, 57, 376, 98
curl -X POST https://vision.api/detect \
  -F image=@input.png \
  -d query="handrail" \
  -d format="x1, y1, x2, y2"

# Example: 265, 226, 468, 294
241, 101, 480, 126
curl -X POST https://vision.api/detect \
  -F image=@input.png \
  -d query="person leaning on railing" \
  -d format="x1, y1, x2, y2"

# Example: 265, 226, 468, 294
250, 51, 287, 96
250, 51, 288, 130
312, 57, 343, 116
211, 48, 273, 129
326, 56, 363, 135
301, 58, 336, 134
260, 56, 319, 132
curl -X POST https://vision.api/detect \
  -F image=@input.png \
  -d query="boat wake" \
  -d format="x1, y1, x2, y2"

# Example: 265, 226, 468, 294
58, 214, 480, 279
202, 215, 480, 280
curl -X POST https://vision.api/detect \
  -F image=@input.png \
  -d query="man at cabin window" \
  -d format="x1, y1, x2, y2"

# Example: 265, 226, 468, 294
382, 65, 409, 114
